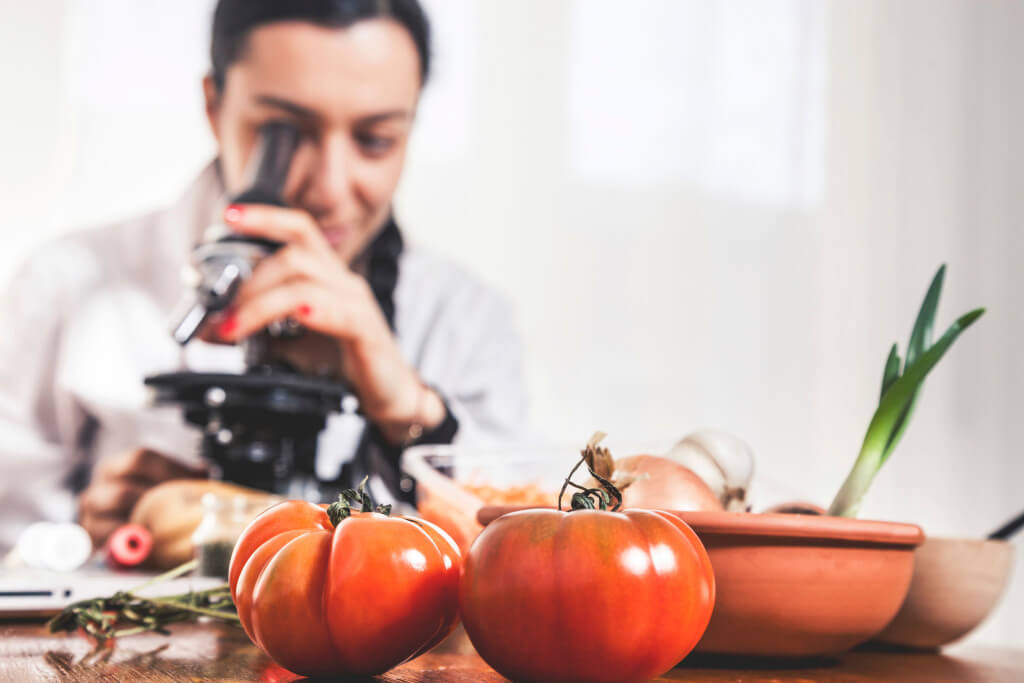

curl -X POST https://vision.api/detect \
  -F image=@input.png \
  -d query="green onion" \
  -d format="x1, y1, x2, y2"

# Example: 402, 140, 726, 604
827, 264, 984, 517
880, 343, 901, 400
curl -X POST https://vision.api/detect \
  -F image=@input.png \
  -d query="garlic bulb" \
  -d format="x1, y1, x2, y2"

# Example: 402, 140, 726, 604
663, 430, 754, 511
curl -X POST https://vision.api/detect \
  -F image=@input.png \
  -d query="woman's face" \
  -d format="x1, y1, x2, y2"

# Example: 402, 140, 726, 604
204, 19, 422, 264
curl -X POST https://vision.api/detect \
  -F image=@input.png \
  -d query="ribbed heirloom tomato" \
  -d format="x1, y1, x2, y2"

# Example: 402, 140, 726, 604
459, 436, 716, 683
460, 508, 714, 682
228, 487, 460, 677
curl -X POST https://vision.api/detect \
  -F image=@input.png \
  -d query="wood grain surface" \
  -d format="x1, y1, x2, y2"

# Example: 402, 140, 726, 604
1, 620, 1021, 682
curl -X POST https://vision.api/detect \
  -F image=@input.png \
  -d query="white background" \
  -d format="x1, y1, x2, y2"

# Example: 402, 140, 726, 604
1, 0, 1021, 647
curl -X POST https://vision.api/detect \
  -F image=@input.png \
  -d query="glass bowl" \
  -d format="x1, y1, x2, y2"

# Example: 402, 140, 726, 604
400, 443, 593, 553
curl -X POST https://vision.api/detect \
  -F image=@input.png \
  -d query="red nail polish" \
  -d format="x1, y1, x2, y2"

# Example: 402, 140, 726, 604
297, 304, 312, 318
218, 314, 238, 338
224, 204, 244, 223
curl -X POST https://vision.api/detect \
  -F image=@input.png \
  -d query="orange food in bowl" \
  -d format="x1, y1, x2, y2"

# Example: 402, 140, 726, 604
462, 483, 555, 506
417, 482, 556, 554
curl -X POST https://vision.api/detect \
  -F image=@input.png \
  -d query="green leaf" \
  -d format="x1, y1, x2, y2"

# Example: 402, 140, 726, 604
906, 264, 946, 370
828, 307, 985, 516
873, 307, 983, 457
880, 264, 947, 461
880, 343, 901, 400
882, 398, 917, 465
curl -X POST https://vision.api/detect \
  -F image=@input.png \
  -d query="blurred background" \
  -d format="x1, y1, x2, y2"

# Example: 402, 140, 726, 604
0, 0, 1020, 646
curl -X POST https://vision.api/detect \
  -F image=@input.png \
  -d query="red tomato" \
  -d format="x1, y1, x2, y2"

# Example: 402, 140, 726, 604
460, 508, 715, 683
228, 499, 461, 677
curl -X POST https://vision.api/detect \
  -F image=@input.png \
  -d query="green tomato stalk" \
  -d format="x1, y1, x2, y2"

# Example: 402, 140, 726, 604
827, 265, 985, 517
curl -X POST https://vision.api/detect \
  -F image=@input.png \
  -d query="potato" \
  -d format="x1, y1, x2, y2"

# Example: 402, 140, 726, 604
129, 479, 279, 570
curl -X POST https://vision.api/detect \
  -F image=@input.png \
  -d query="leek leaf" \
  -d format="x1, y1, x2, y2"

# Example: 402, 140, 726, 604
828, 307, 984, 517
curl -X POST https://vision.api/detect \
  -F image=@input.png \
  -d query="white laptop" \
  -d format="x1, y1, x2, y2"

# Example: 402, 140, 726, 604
0, 567, 225, 617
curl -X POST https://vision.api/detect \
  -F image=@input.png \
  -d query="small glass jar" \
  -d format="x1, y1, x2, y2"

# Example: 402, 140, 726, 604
191, 493, 236, 578
191, 491, 281, 578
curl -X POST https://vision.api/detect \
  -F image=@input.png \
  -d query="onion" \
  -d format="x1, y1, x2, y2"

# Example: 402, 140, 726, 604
610, 454, 724, 512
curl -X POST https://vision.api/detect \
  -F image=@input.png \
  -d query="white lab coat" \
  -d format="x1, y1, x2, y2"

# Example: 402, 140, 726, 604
0, 161, 527, 551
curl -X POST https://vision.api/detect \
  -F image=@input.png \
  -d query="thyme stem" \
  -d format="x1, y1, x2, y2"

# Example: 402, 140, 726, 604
46, 560, 239, 644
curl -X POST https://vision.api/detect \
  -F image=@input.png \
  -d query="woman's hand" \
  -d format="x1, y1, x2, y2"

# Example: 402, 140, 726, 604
213, 204, 445, 441
78, 449, 207, 546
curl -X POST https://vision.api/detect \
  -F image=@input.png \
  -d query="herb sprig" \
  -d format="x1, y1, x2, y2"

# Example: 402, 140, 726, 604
47, 559, 239, 643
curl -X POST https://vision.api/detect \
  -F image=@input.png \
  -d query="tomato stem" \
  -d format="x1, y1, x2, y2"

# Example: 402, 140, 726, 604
558, 434, 623, 512
326, 477, 393, 527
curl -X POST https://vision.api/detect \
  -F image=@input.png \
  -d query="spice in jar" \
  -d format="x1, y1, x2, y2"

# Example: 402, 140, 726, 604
191, 491, 281, 577
191, 493, 239, 578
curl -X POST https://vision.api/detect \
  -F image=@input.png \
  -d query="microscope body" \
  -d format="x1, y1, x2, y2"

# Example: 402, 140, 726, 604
146, 122, 357, 499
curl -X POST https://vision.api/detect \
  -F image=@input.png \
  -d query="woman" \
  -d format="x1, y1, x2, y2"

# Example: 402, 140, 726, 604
0, 0, 525, 549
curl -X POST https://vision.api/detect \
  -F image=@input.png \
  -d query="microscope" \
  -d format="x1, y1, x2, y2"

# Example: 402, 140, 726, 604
145, 122, 358, 500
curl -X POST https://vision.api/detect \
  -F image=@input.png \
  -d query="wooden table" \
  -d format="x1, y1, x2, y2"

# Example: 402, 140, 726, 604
1, 620, 1021, 682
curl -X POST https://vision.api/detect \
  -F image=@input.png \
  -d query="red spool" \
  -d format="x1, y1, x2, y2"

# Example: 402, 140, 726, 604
106, 524, 153, 568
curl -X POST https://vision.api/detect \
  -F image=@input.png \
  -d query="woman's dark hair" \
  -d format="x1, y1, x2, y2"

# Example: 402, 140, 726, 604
210, 0, 430, 331
210, 0, 431, 92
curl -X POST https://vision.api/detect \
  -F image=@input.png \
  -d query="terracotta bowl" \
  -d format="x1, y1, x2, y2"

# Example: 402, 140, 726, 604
872, 536, 1014, 649
673, 511, 924, 657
